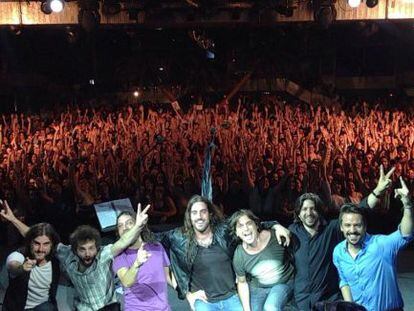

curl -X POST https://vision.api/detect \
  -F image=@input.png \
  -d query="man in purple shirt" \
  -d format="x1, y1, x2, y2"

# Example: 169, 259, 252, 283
112, 211, 175, 311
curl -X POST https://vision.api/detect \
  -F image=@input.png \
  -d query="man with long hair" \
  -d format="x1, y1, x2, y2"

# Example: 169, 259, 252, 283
1, 201, 150, 311
156, 194, 291, 311
229, 209, 294, 311
3, 222, 60, 311
112, 211, 175, 311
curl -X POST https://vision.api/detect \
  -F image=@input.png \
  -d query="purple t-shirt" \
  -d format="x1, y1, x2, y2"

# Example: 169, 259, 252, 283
112, 242, 171, 311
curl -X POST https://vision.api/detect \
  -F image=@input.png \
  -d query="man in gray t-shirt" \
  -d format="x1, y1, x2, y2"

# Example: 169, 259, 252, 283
230, 210, 294, 311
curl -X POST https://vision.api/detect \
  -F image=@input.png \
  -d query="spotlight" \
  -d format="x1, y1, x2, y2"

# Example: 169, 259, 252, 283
50, 0, 64, 12
348, 0, 361, 8
40, 0, 64, 14
40, 1, 52, 14
366, 0, 378, 8
133, 91, 140, 97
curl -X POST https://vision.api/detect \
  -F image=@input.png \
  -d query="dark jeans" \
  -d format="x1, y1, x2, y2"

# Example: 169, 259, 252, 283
75, 302, 120, 311
97, 302, 121, 311
26, 301, 58, 311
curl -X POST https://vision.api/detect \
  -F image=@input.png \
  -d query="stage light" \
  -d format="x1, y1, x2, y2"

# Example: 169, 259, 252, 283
133, 91, 139, 97
50, 0, 64, 13
366, 0, 378, 8
40, 0, 64, 14
348, 0, 361, 8
41, 1, 52, 14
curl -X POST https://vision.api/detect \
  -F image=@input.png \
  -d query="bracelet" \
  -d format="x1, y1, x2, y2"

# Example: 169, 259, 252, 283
132, 262, 141, 269
372, 191, 381, 198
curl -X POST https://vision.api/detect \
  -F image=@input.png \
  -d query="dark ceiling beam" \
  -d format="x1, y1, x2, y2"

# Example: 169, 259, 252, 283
1, 0, 414, 26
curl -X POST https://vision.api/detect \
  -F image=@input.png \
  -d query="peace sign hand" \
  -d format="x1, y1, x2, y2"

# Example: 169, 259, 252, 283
0, 200, 17, 223
394, 177, 411, 205
135, 203, 150, 230
375, 165, 395, 194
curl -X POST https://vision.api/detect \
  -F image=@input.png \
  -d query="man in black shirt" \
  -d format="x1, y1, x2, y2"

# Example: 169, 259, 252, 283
289, 165, 394, 310
156, 195, 291, 311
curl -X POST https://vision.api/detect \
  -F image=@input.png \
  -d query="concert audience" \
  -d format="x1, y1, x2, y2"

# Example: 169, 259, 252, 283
1, 96, 413, 243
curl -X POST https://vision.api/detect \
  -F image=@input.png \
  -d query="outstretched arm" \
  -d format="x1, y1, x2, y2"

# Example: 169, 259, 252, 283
394, 177, 413, 236
367, 165, 395, 208
0, 200, 30, 236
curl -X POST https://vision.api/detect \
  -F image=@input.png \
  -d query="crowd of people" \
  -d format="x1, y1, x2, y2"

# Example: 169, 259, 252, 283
0, 95, 413, 311
1, 95, 414, 242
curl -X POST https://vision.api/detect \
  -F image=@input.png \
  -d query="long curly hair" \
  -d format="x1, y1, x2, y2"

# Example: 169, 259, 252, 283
69, 225, 101, 252
182, 195, 223, 264
24, 223, 60, 261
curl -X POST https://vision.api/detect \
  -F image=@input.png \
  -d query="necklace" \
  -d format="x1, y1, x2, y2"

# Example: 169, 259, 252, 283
196, 234, 213, 248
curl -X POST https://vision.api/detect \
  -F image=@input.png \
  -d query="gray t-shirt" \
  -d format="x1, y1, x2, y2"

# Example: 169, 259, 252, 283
6, 251, 52, 309
233, 230, 294, 288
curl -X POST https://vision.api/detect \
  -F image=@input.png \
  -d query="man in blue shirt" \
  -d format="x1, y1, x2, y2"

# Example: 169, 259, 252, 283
333, 177, 414, 311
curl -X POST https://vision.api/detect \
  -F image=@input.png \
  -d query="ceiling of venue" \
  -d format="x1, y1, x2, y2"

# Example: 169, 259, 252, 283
1, 0, 414, 106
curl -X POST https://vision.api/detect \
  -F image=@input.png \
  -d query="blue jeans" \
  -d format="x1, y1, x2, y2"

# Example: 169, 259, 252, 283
194, 293, 243, 311
250, 281, 293, 311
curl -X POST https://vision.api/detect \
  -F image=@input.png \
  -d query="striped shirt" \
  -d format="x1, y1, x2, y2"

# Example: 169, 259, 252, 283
56, 243, 117, 311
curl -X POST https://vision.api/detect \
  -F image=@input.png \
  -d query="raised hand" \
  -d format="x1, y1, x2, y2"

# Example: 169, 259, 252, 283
375, 165, 395, 195
394, 177, 411, 205
135, 203, 150, 229
0, 200, 17, 223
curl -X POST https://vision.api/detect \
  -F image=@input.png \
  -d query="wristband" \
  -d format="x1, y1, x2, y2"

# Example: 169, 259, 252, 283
372, 191, 380, 198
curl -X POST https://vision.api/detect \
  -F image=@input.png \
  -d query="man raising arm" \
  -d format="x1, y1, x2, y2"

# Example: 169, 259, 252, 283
333, 177, 413, 311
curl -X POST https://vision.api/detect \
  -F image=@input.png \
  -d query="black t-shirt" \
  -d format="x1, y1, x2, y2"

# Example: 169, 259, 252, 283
190, 243, 236, 302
